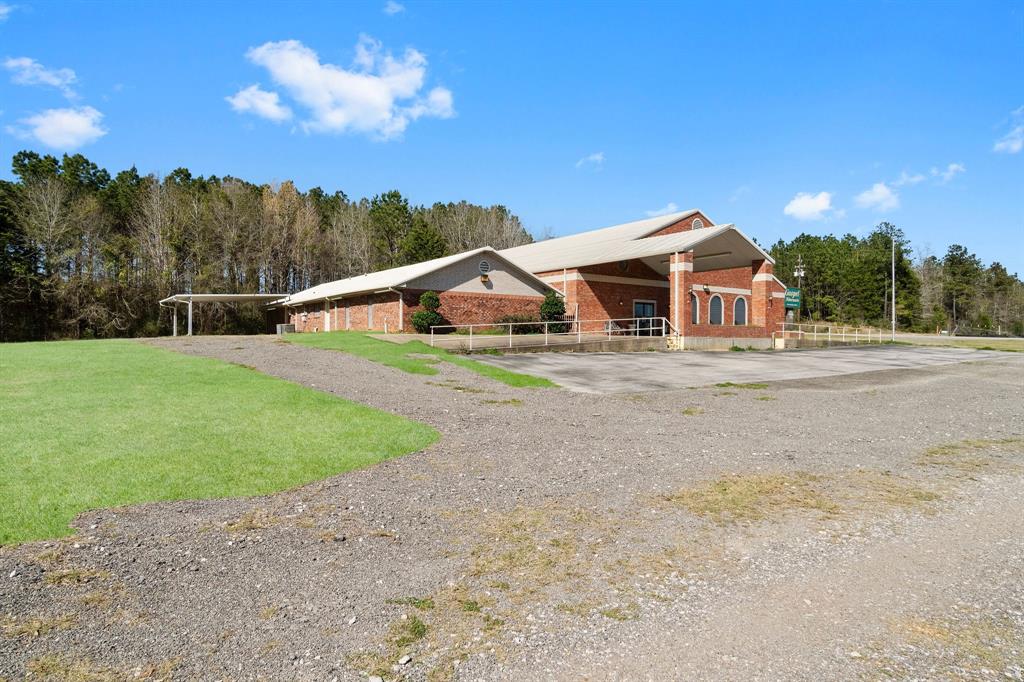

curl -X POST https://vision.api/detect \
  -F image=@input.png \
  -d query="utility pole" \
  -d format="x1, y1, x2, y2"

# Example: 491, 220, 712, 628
794, 254, 806, 325
891, 236, 896, 341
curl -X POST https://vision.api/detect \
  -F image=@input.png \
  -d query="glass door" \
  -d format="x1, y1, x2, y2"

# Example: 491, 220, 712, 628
633, 300, 656, 336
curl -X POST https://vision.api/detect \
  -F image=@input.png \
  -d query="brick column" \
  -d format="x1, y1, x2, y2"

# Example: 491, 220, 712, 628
751, 259, 773, 327
669, 251, 694, 335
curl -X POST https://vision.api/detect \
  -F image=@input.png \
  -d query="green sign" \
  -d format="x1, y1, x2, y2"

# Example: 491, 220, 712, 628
784, 288, 801, 309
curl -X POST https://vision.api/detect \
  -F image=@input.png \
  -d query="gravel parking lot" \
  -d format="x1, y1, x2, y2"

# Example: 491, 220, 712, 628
2, 337, 1022, 681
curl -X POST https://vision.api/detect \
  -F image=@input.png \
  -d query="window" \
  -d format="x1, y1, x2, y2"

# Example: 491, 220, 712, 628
690, 292, 699, 324
692, 218, 705, 229
709, 295, 723, 325
734, 297, 747, 325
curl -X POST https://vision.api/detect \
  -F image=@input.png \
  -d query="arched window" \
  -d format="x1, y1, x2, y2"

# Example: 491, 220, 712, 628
709, 295, 723, 325
734, 297, 747, 325
690, 292, 699, 324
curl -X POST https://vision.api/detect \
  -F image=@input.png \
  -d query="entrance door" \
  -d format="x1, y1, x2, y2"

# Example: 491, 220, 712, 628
633, 300, 656, 336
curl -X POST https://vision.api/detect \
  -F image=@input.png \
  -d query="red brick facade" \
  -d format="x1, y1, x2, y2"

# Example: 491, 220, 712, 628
647, 211, 714, 237
288, 290, 544, 332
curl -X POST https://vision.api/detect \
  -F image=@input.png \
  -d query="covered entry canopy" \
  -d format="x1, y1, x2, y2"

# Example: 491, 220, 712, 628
158, 293, 284, 336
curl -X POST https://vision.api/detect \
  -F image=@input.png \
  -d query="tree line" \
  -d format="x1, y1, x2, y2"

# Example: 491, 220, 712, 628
769, 223, 1024, 336
0, 151, 533, 341
2, 150, 1021, 341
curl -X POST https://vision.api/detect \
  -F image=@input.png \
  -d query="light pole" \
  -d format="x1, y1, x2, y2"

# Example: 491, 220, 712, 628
793, 254, 806, 324
891, 236, 896, 341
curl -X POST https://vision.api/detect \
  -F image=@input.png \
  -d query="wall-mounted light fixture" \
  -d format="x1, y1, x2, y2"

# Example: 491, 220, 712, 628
702, 284, 711, 294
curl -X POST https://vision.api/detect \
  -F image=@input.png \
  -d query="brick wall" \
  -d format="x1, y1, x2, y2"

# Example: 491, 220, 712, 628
647, 211, 714, 237
402, 289, 543, 330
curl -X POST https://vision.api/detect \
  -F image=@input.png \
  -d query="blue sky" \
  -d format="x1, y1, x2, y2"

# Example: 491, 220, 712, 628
1, 0, 1021, 273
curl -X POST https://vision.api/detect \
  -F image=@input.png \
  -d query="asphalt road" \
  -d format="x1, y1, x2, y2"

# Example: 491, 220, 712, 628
479, 344, 1003, 393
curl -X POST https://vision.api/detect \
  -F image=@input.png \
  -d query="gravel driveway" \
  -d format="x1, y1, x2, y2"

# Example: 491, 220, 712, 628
2, 336, 1022, 681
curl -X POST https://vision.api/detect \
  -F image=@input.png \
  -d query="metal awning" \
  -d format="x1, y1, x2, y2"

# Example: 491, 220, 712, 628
158, 293, 284, 336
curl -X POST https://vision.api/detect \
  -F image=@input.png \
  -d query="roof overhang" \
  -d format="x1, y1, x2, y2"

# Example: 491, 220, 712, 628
158, 293, 285, 306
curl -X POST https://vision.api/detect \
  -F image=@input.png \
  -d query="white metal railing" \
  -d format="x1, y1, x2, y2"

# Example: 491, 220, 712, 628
776, 322, 888, 345
430, 316, 676, 350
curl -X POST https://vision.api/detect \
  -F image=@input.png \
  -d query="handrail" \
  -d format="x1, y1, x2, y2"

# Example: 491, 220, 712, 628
429, 316, 675, 349
776, 322, 886, 344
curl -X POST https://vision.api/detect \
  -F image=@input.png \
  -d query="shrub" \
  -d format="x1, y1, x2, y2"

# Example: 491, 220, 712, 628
412, 310, 446, 334
495, 314, 542, 335
540, 290, 567, 333
419, 290, 441, 312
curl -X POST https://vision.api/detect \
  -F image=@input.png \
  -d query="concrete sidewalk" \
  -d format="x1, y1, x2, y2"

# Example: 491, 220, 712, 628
478, 344, 1007, 393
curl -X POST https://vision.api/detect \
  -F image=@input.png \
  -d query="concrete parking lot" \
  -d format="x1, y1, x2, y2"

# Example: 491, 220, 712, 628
479, 344, 1003, 393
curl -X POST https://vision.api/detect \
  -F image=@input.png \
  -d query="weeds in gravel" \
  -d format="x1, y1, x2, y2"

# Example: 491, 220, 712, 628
24, 655, 177, 681
44, 567, 111, 586
1, 613, 77, 639
391, 614, 428, 648
481, 398, 523, 406
665, 473, 840, 523
862, 612, 1024, 678
916, 438, 1022, 473
386, 596, 435, 610
599, 604, 639, 621
427, 379, 487, 393
755, 395, 776, 401
714, 381, 770, 390
681, 406, 704, 416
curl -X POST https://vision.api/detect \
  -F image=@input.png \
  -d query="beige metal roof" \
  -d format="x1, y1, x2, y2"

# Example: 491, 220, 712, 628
499, 209, 700, 273
499, 217, 774, 274
158, 293, 284, 305
278, 247, 558, 306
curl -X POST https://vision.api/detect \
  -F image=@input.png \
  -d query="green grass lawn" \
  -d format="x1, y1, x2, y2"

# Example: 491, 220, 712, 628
0, 340, 439, 544
285, 331, 556, 388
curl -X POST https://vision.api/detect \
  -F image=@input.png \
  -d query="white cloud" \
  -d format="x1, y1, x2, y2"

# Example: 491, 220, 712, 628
645, 202, 679, 217
575, 151, 604, 170
855, 182, 899, 211
728, 185, 750, 202
783, 191, 833, 221
225, 84, 292, 122
239, 36, 454, 140
383, 0, 405, 14
930, 162, 965, 183
892, 170, 925, 187
0, 3, 14, 21
993, 106, 1023, 154
6, 106, 107, 149
4, 56, 77, 99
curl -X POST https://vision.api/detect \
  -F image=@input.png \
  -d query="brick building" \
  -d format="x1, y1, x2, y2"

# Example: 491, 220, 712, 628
500, 209, 788, 347
277, 248, 555, 333
278, 209, 787, 346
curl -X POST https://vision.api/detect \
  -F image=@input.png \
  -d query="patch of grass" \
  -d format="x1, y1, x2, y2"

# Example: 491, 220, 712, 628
863, 612, 1024, 678
24, 655, 177, 681
482, 398, 523, 406
1, 613, 77, 639
460, 599, 481, 612
755, 395, 776, 401
44, 568, 111, 585
0, 339, 438, 544
728, 345, 747, 352
286, 331, 555, 387
917, 438, 1022, 472
714, 381, 769, 390
598, 604, 639, 621
665, 473, 840, 523
681, 406, 704, 416
390, 614, 428, 648
426, 380, 486, 393
387, 596, 436, 611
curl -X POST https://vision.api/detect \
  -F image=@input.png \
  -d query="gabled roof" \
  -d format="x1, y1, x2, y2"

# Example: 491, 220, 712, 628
276, 247, 557, 306
499, 209, 701, 273
499, 216, 773, 274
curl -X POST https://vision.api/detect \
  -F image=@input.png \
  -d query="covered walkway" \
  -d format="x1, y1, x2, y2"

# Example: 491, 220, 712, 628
158, 293, 284, 336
